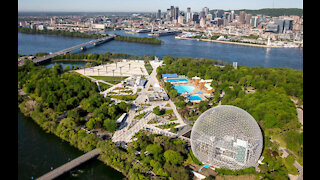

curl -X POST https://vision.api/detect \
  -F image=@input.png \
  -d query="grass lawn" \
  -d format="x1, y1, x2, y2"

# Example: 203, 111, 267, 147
156, 123, 179, 129
135, 112, 147, 120
144, 63, 153, 75
90, 76, 128, 84
98, 82, 112, 91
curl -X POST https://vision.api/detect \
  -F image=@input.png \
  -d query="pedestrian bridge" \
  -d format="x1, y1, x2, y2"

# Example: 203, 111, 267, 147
33, 35, 114, 65
36, 148, 100, 180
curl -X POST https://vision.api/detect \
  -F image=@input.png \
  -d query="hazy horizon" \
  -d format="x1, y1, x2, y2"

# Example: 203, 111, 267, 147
18, 0, 303, 13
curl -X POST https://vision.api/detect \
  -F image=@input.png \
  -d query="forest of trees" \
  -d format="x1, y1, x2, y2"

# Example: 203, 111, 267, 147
18, 59, 130, 135
233, 8, 303, 17
114, 35, 164, 45
18, 27, 108, 38
18, 27, 164, 45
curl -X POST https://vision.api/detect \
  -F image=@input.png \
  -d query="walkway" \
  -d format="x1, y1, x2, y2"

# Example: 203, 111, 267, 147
36, 149, 100, 180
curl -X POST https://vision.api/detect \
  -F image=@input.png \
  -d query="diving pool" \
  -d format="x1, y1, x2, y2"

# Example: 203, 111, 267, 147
188, 95, 202, 101
174, 86, 194, 93
166, 78, 188, 82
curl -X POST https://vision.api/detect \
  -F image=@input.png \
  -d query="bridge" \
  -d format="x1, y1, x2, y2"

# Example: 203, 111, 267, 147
33, 35, 114, 65
36, 148, 100, 180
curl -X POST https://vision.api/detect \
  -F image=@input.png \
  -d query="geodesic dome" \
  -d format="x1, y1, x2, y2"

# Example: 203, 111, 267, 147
190, 105, 263, 170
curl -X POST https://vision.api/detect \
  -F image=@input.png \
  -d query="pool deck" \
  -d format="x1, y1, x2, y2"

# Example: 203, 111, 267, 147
166, 76, 212, 102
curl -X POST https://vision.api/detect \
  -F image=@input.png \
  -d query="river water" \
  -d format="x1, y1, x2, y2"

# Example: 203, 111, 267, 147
18, 31, 303, 70
18, 30, 303, 179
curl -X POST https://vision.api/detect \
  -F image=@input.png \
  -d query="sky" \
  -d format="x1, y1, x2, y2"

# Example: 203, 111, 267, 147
18, 0, 303, 12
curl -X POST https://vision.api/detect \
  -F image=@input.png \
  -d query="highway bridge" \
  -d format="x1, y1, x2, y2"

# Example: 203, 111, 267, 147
36, 148, 100, 180
33, 35, 114, 65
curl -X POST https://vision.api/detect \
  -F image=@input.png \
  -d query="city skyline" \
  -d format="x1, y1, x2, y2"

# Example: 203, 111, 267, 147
18, 0, 303, 12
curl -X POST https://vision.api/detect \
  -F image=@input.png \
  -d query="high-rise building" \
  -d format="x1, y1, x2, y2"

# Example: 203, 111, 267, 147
200, 11, 205, 19
245, 14, 252, 25
193, 13, 200, 23
239, 11, 246, 24
203, 7, 209, 16
186, 7, 192, 22
284, 19, 293, 32
178, 15, 184, 24
200, 18, 206, 27
250, 16, 259, 28
174, 7, 179, 20
206, 14, 213, 21
275, 19, 285, 33
170, 6, 174, 20
166, 9, 171, 20
156, 9, 161, 19
231, 10, 235, 21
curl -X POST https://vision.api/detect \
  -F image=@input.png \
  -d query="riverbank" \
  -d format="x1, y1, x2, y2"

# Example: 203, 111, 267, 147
176, 36, 282, 48
18, 92, 129, 179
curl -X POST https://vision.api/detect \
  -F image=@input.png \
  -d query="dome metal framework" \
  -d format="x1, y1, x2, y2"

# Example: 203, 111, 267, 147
190, 105, 263, 170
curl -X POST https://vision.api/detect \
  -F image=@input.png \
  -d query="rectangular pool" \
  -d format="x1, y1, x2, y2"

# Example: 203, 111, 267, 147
188, 95, 202, 101
174, 86, 194, 93
166, 78, 188, 82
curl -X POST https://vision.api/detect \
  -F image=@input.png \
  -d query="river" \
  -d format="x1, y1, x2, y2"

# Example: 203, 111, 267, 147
18, 30, 303, 179
18, 31, 303, 70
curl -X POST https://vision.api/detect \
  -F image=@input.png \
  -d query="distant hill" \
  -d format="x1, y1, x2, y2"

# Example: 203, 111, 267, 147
233, 8, 303, 17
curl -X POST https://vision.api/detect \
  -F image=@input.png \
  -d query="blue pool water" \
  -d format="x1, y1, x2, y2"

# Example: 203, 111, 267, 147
166, 78, 188, 82
174, 86, 194, 93
188, 95, 202, 101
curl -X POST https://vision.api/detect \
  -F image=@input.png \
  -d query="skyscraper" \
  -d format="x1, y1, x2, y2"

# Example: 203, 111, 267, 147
186, 7, 191, 22
250, 16, 259, 28
156, 9, 161, 19
170, 6, 174, 20
203, 7, 209, 16
174, 7, 179, 20
245, 14, 252, 25
193, 13, 200, 23
239, 11, 246, 24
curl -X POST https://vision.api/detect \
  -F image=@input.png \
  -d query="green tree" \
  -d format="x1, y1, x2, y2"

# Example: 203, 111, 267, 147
164, 150, 184, 165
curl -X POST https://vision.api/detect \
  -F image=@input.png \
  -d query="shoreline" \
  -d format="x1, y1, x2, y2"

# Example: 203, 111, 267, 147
175, 36, 300, 48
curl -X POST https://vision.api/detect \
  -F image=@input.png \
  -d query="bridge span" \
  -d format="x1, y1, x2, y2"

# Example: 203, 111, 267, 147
36, 148, 100, 180
33, 35, 114, 65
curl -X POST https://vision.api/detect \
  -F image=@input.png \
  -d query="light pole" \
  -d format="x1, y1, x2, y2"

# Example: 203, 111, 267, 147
112, 70, 115, 77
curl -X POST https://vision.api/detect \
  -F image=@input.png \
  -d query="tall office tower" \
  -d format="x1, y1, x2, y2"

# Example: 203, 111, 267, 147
250, 16, 259, 27
275, 19, 285, 33
203, 7, 209, 16
166, 9, 171, 20
239, 11, 246, 24
170, 6, 175, 19
231, 10, 235, 21
245, 14, 252, 25
156, 9, 161, 19
193, 13, 200, 23
186, 7, 191, 22
200, 11, 205, 19
175, 7, 179, 20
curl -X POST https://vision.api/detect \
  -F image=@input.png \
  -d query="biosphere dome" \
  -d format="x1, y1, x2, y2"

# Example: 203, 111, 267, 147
190, 105, 263, 170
